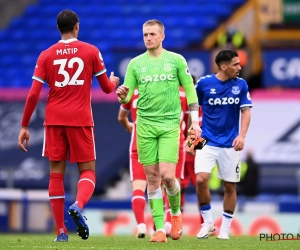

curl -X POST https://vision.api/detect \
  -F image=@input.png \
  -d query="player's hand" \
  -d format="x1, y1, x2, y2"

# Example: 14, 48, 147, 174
232, 134, 245, 151
109, 72, 120, 86
185, 134, 196, 156
126, 122, 133, 133
186, 128, 208, 151
190, 121, 202, 139
18, 126, 30, 152
116, 85, 129, 100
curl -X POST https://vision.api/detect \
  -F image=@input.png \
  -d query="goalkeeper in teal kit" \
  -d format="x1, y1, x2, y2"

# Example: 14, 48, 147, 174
116, 19, 201, 242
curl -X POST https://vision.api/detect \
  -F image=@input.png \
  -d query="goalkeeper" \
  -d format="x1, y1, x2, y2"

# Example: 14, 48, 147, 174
116, 19, 201, 243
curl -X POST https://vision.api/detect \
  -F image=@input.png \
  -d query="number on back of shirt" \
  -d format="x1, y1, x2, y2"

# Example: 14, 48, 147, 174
54, 57, 84, 87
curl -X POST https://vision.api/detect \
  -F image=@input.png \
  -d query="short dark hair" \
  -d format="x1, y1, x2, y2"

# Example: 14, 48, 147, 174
215, 50, 238, 68
57, 10, 79, 34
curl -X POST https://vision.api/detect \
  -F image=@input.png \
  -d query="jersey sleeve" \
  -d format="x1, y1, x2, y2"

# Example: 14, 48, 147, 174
21, 79, 43, 126
240, 79, 253, 108
32, 51, 47, 83
177, 54, 193, 86
92, 46, 107, 76
122, 59, 138, 103
177, 55, 198, 105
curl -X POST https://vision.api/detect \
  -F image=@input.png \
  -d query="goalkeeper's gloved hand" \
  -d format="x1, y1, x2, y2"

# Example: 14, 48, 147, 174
186, 128, 209, 150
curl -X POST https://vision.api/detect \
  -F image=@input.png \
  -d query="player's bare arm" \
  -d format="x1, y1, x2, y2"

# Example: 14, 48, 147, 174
118, 108, 133, 133
186, 106, 201, 135
189, 102, 202, 139
182, 75, 201, 138
240, 106, 251, 138
189, 102, 198, 112
241, 106, 251, 113
96, 72, 120, 94
232, 106, 251, 151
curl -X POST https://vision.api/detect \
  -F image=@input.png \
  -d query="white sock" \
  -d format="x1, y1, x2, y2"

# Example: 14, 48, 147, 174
200, 204, 214, 225
219, 212, 234, 233
165, 179, 180, 196
147, 187, 163, 199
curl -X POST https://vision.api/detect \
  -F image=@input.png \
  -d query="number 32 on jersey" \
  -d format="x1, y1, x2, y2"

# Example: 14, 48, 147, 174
54, 57, 84, 87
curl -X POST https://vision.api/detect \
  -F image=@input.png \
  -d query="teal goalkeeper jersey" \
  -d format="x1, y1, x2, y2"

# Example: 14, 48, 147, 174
123, 49, 197, 126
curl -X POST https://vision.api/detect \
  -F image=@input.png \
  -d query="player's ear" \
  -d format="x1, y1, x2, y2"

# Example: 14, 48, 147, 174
221, 63, 227, 71
75, 22, 79, 31
161, 33, 165, 42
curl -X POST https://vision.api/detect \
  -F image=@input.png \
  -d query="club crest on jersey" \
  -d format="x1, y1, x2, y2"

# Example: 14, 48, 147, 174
163, 64, 172, 72
232, 86, 240, 95
247, 92, 251, 100
210, 89, 216, 94
185, 67, 191, 76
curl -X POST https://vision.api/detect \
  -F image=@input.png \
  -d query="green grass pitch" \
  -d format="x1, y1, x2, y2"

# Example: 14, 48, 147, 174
0, 234, 299, 250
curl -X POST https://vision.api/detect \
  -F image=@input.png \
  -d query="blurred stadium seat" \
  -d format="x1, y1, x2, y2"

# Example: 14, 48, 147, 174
0, 0, 245, 87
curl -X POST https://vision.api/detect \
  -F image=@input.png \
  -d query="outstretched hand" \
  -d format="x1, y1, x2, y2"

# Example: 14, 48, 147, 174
110, 72, 120, 86
18, 127, 30, 152
116, 85, 129, 100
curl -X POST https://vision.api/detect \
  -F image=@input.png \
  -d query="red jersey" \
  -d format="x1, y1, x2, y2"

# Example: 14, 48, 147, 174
121, 89, 139, 151
33, 38, 106, 126
179, 86, 189, 143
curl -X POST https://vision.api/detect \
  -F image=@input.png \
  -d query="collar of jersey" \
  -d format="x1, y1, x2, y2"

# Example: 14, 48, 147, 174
146, 49, 165, 60
213, 74, 230, 84
58, 38, 78, 43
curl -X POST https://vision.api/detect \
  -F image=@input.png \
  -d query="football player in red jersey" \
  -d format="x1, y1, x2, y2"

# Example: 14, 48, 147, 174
18, 10, 119, 242
181, 75, 204, 227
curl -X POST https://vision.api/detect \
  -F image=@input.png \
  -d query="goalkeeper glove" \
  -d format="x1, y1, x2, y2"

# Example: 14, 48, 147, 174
186, 129, 209, 150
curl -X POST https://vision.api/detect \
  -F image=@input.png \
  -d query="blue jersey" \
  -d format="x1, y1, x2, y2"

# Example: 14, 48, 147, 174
195, 74, 252, 147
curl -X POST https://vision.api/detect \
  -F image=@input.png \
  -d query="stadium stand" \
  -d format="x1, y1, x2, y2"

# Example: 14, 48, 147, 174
0, 0, 246, 87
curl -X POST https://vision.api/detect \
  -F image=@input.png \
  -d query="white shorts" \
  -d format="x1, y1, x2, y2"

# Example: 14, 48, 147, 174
194, 145, 241, 182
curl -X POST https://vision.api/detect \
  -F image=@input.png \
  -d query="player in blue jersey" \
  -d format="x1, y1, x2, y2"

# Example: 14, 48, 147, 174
186, 49, 252, 240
